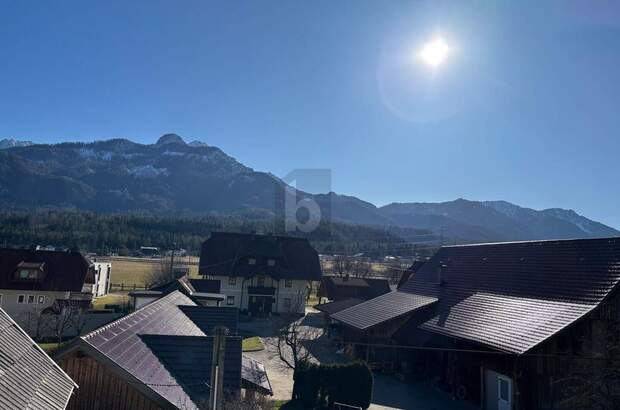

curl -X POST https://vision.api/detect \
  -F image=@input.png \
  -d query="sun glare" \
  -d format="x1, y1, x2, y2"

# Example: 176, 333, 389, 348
419, 37, 450, 68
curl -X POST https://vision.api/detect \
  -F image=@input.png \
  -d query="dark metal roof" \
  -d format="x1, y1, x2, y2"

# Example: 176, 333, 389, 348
314, 298, 364, 315
318, 276, 392, 302
188, 278, 221, 293
241, 355, 272, 395
179, 306, 239, 335
397, 259, 426, 289
140, 335, 242, 403
0, 248, 93, 292
331, 291, 438, 330
0, 307, 76, 410
79, 291, 205, 409
398, 237, 620, 354
199, 232, 322, 280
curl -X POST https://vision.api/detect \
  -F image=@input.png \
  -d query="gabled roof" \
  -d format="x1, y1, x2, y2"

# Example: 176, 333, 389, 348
314, 298, 364, 315
59, 291, 267, 409
241, 355, 272, 395
331, 291, 438, 330
0, 248, 93, 291
398, 237, 620, 354
199, 232, 322, 280
318, 276, 391, 301
397, 259, 426, 289
0, 307, 76, 410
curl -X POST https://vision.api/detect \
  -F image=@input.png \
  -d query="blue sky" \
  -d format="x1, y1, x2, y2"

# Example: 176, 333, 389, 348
1, 1, 619, 228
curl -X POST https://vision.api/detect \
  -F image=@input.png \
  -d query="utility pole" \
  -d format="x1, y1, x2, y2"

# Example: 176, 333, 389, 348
208, 326, 228, 410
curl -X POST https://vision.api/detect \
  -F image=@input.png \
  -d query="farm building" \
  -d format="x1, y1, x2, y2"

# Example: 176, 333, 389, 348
332, 237, 620, 410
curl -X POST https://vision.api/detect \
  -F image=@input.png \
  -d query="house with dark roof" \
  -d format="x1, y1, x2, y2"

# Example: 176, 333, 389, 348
55, 291, 272, 410
199, 232, 322, 316
0, 247, 95, 336
331, 237, 620, 410
317, 275, 391, 302
130, 274, 225, 310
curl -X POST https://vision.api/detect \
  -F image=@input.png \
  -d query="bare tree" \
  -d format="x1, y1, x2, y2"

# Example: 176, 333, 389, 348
143, 256, 174, 288
40, 303, 89, 346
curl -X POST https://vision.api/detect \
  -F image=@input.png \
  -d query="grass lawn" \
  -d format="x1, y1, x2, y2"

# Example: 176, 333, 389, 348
271, 400, 304, 409
242, 336, 265, 352
92, 293, 130, 309
110, 258, 200, 287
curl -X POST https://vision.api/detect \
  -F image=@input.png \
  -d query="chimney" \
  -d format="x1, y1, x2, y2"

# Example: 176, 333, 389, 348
437, 262, 447, 286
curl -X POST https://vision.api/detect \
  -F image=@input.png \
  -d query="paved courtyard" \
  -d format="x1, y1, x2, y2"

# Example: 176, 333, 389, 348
240, 308, 478, 409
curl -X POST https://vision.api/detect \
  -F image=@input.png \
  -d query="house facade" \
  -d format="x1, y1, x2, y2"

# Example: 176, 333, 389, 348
90, 257, 111, 298
199, 232, 322, 316
0, 247, 95, 336
332, 237, 620, 410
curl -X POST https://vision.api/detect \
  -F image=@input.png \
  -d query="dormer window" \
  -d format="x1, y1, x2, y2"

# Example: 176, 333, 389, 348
267, 259, 276, 267
14, 262, 45, 281
248, 258, 256, 265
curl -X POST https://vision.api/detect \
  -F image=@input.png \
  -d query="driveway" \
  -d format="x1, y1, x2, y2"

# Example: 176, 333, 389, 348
370, 374, 479, 410
240, 308, 345, 400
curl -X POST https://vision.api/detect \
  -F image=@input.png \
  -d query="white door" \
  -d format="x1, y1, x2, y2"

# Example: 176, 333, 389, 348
497, 375, 512, 410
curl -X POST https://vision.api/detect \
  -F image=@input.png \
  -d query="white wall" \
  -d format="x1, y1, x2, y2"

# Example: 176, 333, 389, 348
92, 261, 112, 298
214, 275, 309, 314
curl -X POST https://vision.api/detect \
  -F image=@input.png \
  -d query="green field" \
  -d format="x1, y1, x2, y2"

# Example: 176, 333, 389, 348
110, 257, 200, 287
242, 336, 265, 352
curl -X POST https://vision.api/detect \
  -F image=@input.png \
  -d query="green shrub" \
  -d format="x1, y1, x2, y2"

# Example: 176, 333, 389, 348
292, 361, 373, 409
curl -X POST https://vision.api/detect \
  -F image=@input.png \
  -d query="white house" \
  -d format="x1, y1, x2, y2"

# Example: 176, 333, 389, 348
89, 258, 112, 298
0, 247, 95, 336
199, 232, 322, 316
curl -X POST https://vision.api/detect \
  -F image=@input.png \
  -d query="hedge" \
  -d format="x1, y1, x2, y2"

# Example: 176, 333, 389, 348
292, 361, 373, 409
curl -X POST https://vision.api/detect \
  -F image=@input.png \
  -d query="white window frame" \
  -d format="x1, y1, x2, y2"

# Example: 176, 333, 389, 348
17, 294, 25, 304
267, 259, 275, 267
228, 277, 237, 286
27, 295, 35, 304
38, 295, 45, 304
226, 296, 235, 306
498, 375, 512, 405
248, 258, 256, 265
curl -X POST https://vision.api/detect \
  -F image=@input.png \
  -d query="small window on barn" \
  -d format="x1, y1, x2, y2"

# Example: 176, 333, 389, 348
227, 296, 235, 306
38, 295, 45, 304
267, 259, 276, 267
285, 279, 292, 288
17, 295, 25, 304
228, 277, 237, 286
248, 258, 256, 265
27, 295, 35, 304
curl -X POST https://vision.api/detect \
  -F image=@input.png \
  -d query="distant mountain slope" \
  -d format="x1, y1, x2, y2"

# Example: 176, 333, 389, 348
0, 138, 33, 149
0, 134, 617, 243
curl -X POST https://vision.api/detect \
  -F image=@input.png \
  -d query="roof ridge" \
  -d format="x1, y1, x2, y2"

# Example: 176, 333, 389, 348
443, 236, 620, 248
82, 290, 190, 340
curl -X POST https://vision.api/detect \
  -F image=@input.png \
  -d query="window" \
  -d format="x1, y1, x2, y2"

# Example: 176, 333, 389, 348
27, 295, 35, 304
285, 279, 293, 288
19, 269, 29, 279
498, 376, 511, 403
267, 259, 275, 267
17, 295, 25, 304
283, 298, 292, 309
226, 296, 235, 306
248, 258, 256, 265
228, 277, 237, 286
257, 276, 265, 287
38, 295, 45, 304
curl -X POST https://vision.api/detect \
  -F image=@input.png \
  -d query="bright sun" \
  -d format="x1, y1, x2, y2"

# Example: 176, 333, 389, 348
419, 37, 450, 68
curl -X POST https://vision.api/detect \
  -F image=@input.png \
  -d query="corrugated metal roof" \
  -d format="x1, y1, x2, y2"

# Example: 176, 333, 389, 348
331, 291, 438, 330
399, 237, 620, 354
0, 308, 76, 410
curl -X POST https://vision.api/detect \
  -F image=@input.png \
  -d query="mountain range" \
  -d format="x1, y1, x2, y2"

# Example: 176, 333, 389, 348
1, 134, 617, 243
